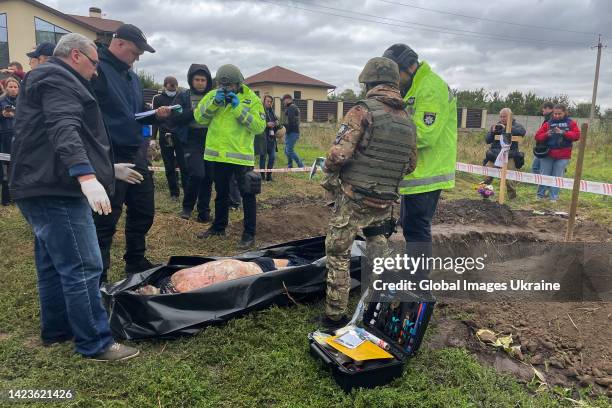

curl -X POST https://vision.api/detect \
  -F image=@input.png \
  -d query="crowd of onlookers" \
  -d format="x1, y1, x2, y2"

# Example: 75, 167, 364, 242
483, 101, 581, 202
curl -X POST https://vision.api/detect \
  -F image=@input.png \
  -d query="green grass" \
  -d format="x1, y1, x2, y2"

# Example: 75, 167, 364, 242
0, 128, 610, 407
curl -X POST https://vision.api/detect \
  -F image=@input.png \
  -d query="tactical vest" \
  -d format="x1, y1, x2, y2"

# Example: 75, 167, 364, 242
546, 118, 573, 149
340, 99, 416, 201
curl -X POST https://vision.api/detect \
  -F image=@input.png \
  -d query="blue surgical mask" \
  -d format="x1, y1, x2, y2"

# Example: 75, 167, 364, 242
165, 90, 177, 97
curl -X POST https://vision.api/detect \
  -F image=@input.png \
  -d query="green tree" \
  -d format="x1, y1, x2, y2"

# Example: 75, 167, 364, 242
455, 88, 487, 108
328, 88, 360, 101
570, 102, 601, 118
138, 70, 162, 89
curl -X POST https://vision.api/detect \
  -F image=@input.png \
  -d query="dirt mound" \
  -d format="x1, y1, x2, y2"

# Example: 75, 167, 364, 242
434, 198, 526, 227
434, 301, 612, 397
247, 203, 331, 246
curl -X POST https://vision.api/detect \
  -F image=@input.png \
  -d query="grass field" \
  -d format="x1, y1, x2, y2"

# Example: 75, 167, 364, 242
0, 125, 610, 407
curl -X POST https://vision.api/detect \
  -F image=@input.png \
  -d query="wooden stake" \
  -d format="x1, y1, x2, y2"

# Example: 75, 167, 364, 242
565, 123, 589, 241
498, 112, 513, 205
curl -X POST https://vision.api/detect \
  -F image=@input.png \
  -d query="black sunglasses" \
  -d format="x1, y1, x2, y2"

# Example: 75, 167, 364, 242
78, 50, 99, 68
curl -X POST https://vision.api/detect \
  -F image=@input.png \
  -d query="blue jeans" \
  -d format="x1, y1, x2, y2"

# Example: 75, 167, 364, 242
401, 190, 442, 280
284, 132, 304, 168
537, 158, 569, 200
17, 196, 113, 356
531, 156, 541, 174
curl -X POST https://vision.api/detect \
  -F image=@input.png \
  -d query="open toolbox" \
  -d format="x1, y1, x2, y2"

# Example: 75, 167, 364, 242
309, 295, 435, 393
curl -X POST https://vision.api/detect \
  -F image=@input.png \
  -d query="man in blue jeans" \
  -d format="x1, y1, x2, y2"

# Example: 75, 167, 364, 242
9, 33, 140, 361
281, 94, 304, 168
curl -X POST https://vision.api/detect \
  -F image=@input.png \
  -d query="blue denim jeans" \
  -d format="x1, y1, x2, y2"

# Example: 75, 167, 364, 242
537, 157, 570, 200
17, 196, 113, 356
531, 156, 541, 174
284, 132, 304, 168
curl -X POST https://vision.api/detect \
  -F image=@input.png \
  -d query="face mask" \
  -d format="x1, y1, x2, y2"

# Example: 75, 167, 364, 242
165, 90, 177, 97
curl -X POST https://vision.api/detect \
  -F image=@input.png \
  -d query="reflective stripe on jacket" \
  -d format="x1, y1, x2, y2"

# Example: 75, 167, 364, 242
399, 61, 457, 195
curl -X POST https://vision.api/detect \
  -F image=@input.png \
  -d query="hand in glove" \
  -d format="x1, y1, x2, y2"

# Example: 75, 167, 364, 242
226, 92, 240, 108
114, 163, 144, 185
79, 177, 111, 215
214, 88, 226, 105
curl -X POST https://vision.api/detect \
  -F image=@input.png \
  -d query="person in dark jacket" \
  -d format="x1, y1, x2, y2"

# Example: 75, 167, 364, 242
532, 101, 554, 174
171, 63, 214, 222
0, 76, 18, 205
27, 42, 55, 70
482, 108, 526, 199
92, 24, 172, 281
152, 76, 188, 200
259, 95, 280, 181
281, 94, 304, 168
9, 33, 140, 361
534, 104, 580, 201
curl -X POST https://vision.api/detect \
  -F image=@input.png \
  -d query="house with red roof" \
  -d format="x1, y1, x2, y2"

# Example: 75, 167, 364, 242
244, 66, 335, 101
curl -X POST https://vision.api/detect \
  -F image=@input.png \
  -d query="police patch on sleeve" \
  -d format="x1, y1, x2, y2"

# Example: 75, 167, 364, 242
334, 124, 350, 144
423, 112, 436, 126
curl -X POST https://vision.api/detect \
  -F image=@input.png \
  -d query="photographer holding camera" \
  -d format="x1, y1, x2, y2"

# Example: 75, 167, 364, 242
194, 64, 265, 249
482, 108, 526, 199
0, 77, 19, 205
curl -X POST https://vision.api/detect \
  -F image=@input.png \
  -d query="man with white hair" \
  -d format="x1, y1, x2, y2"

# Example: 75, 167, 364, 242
10, 33, 140, 361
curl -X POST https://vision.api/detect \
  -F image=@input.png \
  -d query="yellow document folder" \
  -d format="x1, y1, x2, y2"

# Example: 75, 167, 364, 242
325, 335, 394, 361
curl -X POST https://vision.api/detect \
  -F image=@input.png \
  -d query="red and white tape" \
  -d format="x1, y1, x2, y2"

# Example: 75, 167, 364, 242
455, 162, 612, 196
148, 166, 313, 173
2, 153, 609, 196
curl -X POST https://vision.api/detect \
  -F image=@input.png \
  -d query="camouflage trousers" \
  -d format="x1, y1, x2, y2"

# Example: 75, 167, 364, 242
325, 192, 392, 319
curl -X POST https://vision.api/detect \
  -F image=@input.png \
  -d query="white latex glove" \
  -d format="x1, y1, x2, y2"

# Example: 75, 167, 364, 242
114, 163, 144, 184
80, 178, 111, 215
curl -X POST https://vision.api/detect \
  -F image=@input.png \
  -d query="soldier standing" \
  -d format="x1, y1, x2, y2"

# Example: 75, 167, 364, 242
319, 57, 417, 329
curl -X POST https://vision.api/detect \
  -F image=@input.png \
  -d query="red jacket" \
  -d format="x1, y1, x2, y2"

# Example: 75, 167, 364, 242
535, 118, 580, 160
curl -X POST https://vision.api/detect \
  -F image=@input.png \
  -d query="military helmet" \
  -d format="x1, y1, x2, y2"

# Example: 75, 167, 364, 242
358, 57, 400, 86
382, 44, 419, 71
215, 64, 244, 85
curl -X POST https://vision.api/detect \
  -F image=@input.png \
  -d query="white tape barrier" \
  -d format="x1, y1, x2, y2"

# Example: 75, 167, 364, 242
456, 162, 612, 196
2, 153, 610, 196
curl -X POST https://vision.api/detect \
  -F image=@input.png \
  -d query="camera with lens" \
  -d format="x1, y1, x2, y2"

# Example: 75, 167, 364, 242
219, 86, 234, 105
493, 124, 504, 134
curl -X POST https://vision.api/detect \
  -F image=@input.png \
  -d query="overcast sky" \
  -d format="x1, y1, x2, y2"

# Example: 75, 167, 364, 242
44, 0, 611, 109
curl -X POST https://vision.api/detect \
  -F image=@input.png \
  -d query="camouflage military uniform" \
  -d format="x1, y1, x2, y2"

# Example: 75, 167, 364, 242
323, 84, 417, 319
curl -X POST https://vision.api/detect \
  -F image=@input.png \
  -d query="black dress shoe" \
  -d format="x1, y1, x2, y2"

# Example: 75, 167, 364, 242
125, 257, 159, 274
196, 228, 226, 239
179, 208, 191, 220
238, 234, 255, 250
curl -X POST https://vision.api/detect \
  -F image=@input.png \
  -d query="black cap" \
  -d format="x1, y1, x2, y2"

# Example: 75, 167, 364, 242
27, 42, 55, 58
113, 24, 155, 53
382, 44, 418, 71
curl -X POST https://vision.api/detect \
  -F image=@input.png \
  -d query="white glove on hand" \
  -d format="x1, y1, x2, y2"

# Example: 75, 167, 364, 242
114, 163, 144, 184
80, 178, 111, 215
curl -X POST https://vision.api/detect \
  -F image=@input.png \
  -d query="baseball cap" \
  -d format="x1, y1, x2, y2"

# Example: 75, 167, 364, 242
27, 42, 55, 58
113, 24, 155, 53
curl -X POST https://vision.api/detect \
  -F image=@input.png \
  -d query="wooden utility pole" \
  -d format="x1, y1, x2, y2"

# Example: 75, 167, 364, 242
588, 35, 604, 124
565, 35, 604, 241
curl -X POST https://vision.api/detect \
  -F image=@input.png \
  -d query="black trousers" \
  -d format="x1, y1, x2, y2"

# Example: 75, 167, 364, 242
94, 143, 155, 283
0, 161, 9, 205
182, 144, 213, 215
210, 161, 256, 236
400, 189, 442, 281
159, 132, 187, 197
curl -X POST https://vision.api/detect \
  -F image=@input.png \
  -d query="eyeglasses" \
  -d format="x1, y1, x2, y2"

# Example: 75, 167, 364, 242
78, 50, 99, 68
